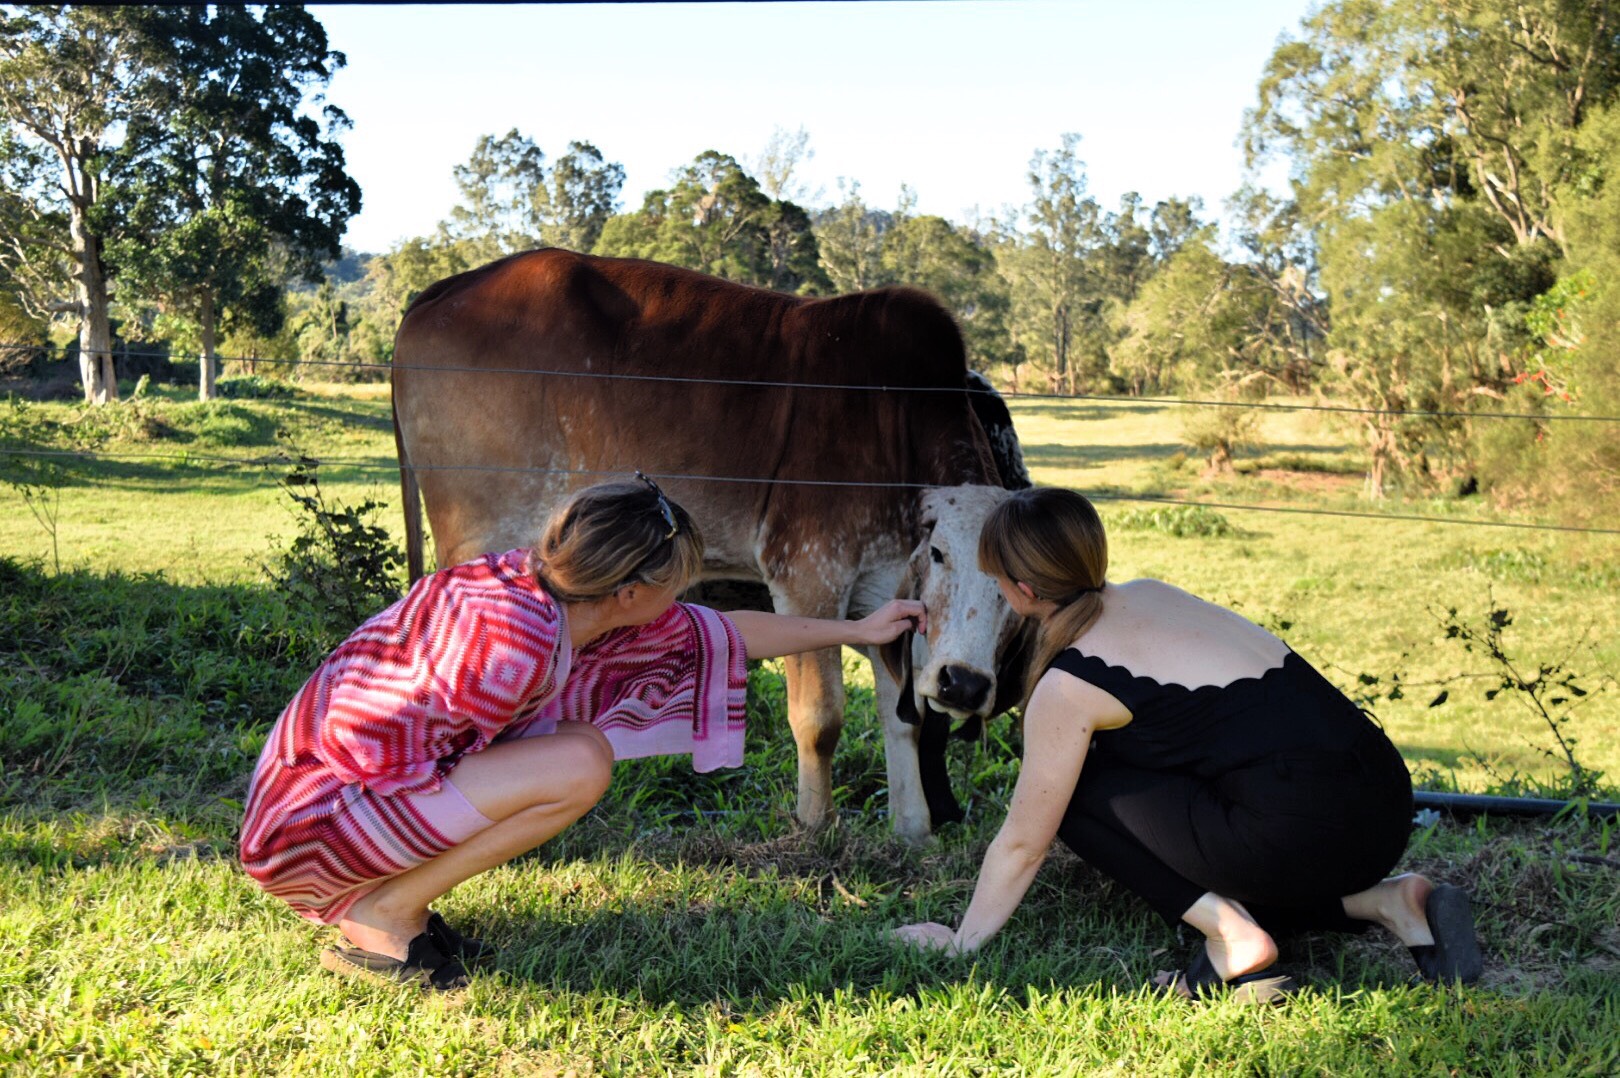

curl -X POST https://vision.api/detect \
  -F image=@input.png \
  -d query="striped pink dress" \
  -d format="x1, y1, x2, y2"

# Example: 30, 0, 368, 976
239, 549, 747, 923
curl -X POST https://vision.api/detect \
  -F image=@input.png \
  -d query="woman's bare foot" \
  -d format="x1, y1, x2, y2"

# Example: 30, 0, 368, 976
1155, 893, 1280, 996
1342, 873, 1435, 947
337, 890, 429, 960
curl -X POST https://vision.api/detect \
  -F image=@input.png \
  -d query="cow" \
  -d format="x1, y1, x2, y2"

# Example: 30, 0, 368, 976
390, 248, 1030, 841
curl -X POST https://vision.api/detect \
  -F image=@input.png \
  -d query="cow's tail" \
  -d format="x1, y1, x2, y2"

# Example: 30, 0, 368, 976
393, 390, 425, 581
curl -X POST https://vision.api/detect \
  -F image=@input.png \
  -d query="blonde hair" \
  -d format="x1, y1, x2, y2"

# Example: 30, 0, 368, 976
532, 480, 704, 603
977, 487, 1108, 707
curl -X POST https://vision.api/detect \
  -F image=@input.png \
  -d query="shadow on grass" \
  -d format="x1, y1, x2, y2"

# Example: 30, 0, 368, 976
0, 450, 394, 493
1009, 400, 1169, 422
1023, 441, 1188, 469
274, 397, 394, 433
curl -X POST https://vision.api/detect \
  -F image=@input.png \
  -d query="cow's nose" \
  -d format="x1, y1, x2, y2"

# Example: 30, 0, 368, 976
935, 665, 992, 711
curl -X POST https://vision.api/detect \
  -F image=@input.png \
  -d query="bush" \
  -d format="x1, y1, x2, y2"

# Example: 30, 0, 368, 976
217, 375, 302, 401
263, 459, 405, 632
1112, 503, 1236, 538
1180, 404, 1260, 474
180, 401, 278, 447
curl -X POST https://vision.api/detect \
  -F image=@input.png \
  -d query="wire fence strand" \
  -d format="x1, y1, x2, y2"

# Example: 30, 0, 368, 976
7, 344, 1617, 424
5, 445, 1618, 536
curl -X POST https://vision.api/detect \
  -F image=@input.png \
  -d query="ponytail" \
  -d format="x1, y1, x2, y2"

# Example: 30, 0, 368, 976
977, 487, 1109, 709
1024, 591, 1104, 709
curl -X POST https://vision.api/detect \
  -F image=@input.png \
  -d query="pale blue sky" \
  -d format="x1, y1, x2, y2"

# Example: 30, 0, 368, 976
311, 1, 1314, 254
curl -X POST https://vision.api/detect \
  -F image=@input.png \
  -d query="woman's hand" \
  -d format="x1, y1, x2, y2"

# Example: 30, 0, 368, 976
855, 599, 927, 646
891, 921, 958, 953
726, 600, 927, 659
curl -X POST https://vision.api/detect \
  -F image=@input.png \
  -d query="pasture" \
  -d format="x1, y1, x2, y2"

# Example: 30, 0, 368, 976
2, 383, 1617, 1074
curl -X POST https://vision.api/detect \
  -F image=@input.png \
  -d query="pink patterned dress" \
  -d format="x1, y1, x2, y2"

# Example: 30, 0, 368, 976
239, 549, 748, 923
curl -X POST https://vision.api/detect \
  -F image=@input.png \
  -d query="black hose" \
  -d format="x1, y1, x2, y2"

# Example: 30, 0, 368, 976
1414, 790, 1620, 820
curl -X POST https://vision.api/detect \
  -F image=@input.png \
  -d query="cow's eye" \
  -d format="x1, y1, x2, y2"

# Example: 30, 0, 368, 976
930, 546, 945, 564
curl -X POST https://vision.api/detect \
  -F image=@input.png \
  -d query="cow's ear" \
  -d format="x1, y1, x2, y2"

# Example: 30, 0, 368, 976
878, 628, 909, 688
990, 619, 1037, 717
881, 630, 921, 726
879, 550, 924, 716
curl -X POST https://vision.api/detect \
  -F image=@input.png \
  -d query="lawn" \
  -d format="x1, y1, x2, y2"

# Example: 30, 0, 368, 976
1, 382, 1617, 1075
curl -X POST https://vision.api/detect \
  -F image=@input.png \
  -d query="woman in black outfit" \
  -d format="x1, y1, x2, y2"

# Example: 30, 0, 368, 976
893, 487, 1482, 1001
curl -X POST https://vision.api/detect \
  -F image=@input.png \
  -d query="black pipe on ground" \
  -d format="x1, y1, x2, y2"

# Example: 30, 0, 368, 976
1413, 790, 1620, 820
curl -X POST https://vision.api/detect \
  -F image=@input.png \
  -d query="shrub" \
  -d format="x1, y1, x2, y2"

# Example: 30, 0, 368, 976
263, 459, 405, 632
1111, 504, 1236, 538
217, 375, 302, 401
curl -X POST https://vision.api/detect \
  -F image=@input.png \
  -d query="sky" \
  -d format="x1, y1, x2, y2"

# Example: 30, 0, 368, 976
310, 1, 1314, 255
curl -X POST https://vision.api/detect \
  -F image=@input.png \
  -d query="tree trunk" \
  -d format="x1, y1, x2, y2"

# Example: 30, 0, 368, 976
198, 290, 218, 401
1365, 421, 1391, 500
1052, 302, 1070, 393
70, 203, 117, 406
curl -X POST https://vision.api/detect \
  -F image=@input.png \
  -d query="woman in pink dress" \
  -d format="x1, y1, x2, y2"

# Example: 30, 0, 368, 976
240, 475, 924, 990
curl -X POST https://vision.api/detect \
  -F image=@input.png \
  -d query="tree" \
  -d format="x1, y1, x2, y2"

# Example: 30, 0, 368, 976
1000, 133, 1097, 392
1241, 0, 1607, 495
1228, 187, 1328, 392
0, 6, 152, 404
750, 124, 816, 204
813, 180, 892, 293
437, 131, 624, 258
1473, 97, 1620, 524
881, 209, 1012, 372
99, 6, 361, 400
595, 150, 827, 293
443, 129, 546, 261
547, 140, 623, 254
1113, 232, 1277, 470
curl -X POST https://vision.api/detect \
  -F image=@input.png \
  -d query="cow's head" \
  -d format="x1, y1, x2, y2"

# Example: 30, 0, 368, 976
880, 485, 1032, 734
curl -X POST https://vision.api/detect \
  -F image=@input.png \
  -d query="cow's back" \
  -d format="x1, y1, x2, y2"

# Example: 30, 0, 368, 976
393, 249, 999, 580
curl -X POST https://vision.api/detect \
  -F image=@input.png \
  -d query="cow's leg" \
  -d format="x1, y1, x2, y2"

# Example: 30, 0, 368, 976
781, 647, 845, 829
767, 580, 848, 830
866, 650, 932, 844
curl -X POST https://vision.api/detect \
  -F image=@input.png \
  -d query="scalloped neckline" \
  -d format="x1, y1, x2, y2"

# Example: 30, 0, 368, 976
1058, 647, 1299, 695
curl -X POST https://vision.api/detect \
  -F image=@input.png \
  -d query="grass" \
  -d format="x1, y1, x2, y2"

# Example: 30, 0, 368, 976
2, 382, 1619, 1074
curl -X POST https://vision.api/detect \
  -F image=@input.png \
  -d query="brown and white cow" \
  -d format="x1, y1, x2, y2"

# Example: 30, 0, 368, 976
390, 248, 1029, 841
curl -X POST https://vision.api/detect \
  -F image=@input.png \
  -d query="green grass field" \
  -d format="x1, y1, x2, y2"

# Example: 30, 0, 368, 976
2, 383, 1618, 1074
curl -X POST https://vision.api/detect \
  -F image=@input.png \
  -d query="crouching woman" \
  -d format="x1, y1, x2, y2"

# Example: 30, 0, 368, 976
892, 487, 1481, 1001
240, 477, 924, 991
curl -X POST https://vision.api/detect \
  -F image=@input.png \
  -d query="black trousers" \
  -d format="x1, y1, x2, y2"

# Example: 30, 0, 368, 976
1056, 735, 1413, 934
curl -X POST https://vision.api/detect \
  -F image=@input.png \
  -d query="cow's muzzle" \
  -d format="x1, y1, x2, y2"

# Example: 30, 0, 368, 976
932, 664, 992, 715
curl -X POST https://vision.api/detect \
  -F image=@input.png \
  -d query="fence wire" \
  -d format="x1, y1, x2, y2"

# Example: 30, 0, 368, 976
7, 344, 1618, 424
4, 445, 1617, 537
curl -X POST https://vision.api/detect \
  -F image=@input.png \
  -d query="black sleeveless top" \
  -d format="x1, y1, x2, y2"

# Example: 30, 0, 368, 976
1047, 648, 1384, 779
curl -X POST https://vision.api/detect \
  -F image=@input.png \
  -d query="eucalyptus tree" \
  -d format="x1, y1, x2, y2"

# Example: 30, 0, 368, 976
1241, 0, 1616, 495
444, 129, 546, 262
546, 140, 624, 254
1228, 186, 1328, 393
813, 180, 892, 293
0, 6, 150, 403
99, 5, 360, 400
439, 131, 623, 260
880, 210, 1012, 372
750, 124, 815, 204
999, 133, 1097, 392
595, 150, 825, 293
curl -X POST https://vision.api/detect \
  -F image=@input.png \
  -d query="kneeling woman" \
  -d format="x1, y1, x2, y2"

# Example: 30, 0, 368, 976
241, 477, 924, 991
893, 487, 1481, 1000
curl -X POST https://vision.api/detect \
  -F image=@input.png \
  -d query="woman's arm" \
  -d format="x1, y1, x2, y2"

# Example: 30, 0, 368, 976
724, 600, 926, 659
894, 670, 1114, 954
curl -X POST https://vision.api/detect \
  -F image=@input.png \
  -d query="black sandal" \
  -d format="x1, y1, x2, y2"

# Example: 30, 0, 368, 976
1159, 944, 1296, 1005
1408, 884, 1483, 985
427, 910, 497, 966
320, 931, 470, 992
